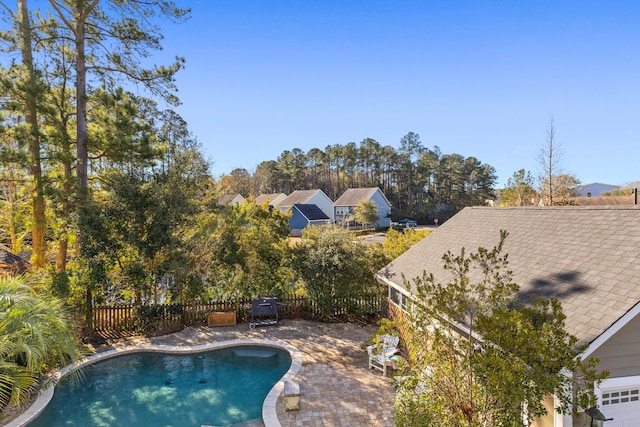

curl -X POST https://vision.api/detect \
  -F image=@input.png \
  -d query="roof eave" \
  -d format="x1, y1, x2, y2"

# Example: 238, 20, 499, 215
580, 300, 640, 361
376, 272, 484, 342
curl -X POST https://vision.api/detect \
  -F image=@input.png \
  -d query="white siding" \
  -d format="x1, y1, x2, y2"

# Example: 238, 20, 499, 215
308, 193, 335, 223
370, 190, 391, 227
590, 314, 640, 378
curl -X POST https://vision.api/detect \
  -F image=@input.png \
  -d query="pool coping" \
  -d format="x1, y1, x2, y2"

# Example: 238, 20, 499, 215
8, 338, 302, 427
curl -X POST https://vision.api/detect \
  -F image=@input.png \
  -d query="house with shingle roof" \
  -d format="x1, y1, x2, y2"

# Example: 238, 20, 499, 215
571, 195, 636, 206
255, 193, 287, 206
289, 204, 331, 237
277, 190, 334, 223
376, 206, 640, 426
573, 183, 621, 198
569, 183, 635, 207
218, 193, 245, 206
0, 245, 30, 276
333, 187, 391, 228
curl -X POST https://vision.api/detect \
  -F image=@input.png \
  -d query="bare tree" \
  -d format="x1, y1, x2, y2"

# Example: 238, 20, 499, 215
536, 117, 581, 205
537, 116, 562, 205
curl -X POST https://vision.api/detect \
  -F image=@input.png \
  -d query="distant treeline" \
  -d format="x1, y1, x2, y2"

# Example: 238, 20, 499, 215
219, 132, 497, 222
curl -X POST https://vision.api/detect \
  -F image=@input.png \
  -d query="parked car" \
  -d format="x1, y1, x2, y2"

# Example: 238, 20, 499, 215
398, 218, 417, 228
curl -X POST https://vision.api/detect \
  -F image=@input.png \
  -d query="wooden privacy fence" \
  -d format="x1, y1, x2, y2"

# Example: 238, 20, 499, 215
92, 294, 383, 334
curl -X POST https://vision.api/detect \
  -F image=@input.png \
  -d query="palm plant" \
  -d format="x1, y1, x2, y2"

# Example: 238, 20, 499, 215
0, 275, 80, 409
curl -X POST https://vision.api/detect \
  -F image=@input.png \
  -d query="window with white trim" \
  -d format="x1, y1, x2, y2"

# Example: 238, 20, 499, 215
601, 388, 640, 406
390, 288, 400, 306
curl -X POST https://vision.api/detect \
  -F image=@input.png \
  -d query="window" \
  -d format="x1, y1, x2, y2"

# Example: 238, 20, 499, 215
390, 288, 401, 306
401, 293, 413, 312
602, 388, 640, 406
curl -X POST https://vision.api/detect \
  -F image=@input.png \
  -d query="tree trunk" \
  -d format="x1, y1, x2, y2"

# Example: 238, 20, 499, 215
18, 0, 47, 268
55, 121, 74, 272
67, 1, 97, 329
55, 239, 68, 272
6, 178, 19, 253
75, 5, 88, 192
85, 286, 93, 332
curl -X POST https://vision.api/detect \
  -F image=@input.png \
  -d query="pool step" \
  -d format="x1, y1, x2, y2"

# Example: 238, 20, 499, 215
284, 380, 301, 411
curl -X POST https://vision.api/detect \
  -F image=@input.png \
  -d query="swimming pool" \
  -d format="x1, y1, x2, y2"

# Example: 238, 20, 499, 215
21, 341, 300, 427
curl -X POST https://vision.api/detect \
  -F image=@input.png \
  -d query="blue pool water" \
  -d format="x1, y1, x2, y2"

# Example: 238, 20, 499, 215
28, 345, 291, 427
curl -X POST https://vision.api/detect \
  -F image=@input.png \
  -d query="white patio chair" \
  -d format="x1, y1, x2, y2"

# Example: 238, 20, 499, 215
367, 334, 400, 375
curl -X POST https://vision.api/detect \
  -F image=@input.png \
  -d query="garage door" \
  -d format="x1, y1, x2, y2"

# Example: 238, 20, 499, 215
599, 385, 640, 427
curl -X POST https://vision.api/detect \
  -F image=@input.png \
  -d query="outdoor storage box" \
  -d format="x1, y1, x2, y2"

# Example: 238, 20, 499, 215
207, 311, 236, 327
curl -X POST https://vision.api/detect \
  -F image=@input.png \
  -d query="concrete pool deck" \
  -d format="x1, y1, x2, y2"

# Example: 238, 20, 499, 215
6, 320, 396, 427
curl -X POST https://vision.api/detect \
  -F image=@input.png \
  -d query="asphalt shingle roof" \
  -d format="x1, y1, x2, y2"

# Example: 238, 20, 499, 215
218, 194, 244, 205
0, 246, 24, 265
255, 193, 287, 205
378, 206, 640, 347
334, 188, 380, 206
0, 245, 29, 273
278, 190, 329, 207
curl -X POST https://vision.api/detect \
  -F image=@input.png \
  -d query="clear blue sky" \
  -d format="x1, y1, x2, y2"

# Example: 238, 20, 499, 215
142, 1, 639, 187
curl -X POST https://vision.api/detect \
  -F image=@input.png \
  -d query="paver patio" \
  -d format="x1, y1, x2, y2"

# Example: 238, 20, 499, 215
106, 319, 396, 426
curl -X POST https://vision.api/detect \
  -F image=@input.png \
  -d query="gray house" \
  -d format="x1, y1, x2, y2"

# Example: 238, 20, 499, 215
376, 206, 640, 426
276, 190, 335, 223
573, 183, 621, 198
334, 187, 392, 228
289, 204, 331, 236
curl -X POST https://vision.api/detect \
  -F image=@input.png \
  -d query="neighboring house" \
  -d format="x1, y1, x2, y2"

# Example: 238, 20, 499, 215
289, 204, 331, 237
570, 184, 638, 206
218, 193, 245, 206
333, 187, 392, 228
0, 245, 30, 276
277, 190, 335, 223
573, 183, 621, 198
376, 206, 640, 426
571, 195, 636, 206
255, 193, 287, 206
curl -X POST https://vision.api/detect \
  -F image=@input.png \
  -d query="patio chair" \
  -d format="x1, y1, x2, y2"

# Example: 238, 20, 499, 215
249, 297, 279, 329
367, 334, 400, 375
